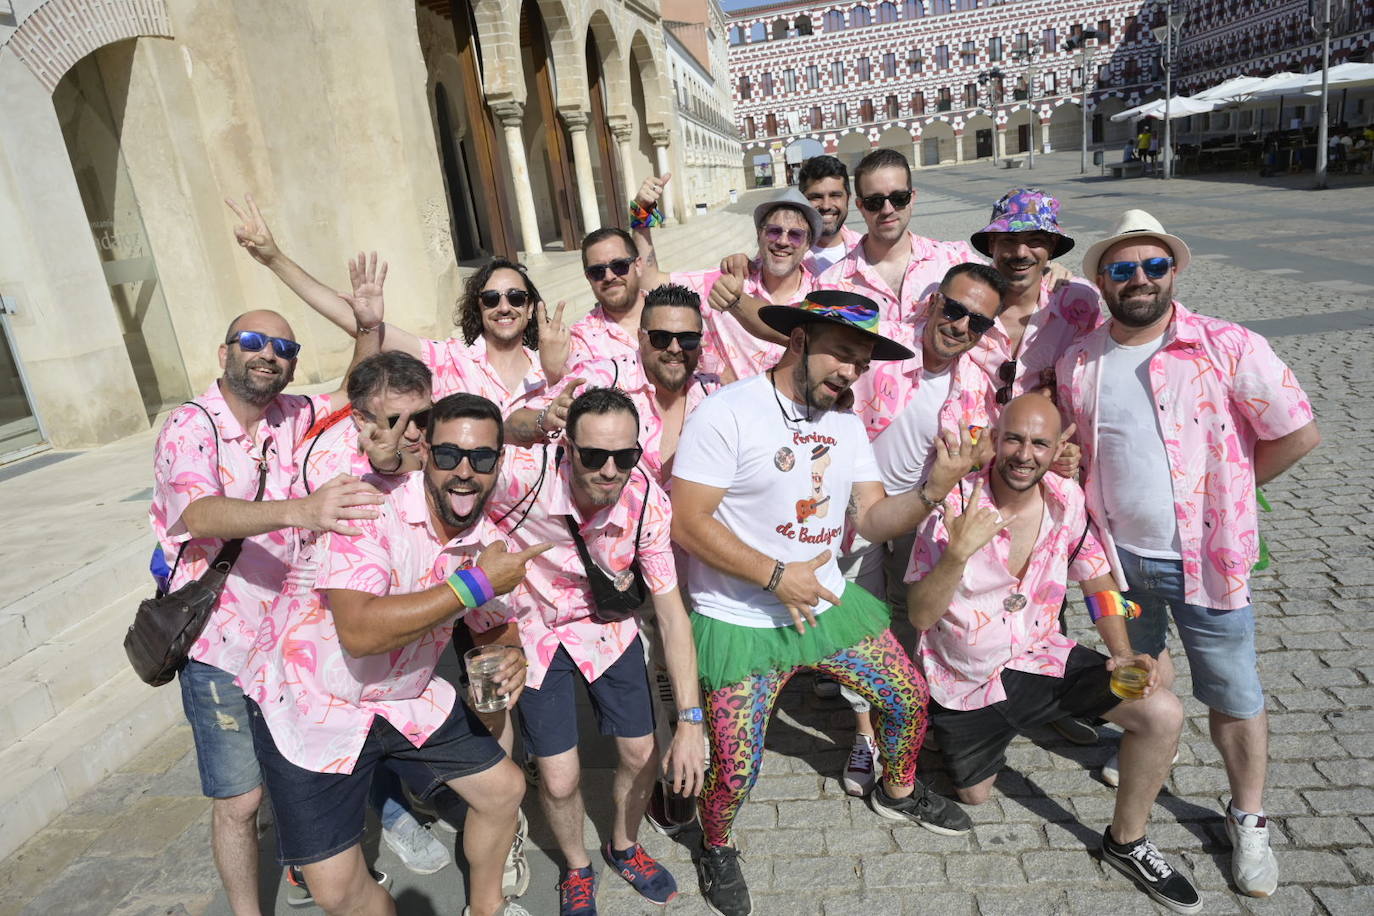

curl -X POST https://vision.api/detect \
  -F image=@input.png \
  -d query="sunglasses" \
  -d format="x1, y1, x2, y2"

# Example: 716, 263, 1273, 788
226, 330, 301, 360
1100, 257, 1174, 283
384, 407, 431, 430
571, 444, 643, 471
763, 225, 809, 247
995, 360, 1017, 406
429, 443, 500, 474
857, 189, 913, 212
940, 296, 997, 335
478, 288, 531, 310
584, 257, 635, 282
644, 330, 702, 351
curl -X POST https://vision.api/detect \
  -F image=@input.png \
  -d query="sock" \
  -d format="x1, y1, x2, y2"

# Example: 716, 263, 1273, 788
1229, 802, 1266, 826
612, 844, 637, 859
1106, 827, 1144, 850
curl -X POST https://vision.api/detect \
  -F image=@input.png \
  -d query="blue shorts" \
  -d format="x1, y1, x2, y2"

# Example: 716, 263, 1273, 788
247, 698, 505, 866
179, 659, 262, 798
516, 637, 655, 758
1118, 548, 1265, 720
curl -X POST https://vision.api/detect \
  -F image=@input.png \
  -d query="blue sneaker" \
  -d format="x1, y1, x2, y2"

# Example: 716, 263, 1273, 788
603, 842, 678, 905
558, 865, 598, 915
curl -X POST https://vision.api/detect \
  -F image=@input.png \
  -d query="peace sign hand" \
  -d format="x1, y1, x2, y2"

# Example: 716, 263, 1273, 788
224, 193, 280, 266
343, 251, 388, 331
357, 396, 414, 474
537, 300, 572, 381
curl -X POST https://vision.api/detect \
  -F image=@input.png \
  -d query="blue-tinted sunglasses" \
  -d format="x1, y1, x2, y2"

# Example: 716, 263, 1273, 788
226, 330, 302, 360
1100, 257, 1174, 283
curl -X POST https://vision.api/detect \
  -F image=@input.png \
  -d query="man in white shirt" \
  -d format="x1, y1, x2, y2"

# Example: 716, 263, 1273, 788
796, 155, 864, 276
671, 290, 978, 916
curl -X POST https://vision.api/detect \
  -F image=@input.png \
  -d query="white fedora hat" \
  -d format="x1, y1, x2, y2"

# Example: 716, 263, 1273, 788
1081, 209, 1192, 278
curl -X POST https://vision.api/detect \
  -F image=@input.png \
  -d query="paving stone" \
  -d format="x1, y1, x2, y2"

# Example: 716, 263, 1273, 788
820, 826, 897, 855
820, 892, 906, 915
860, 852, 944, 887
770, 855, 861, 891
83, 798, 209, 859
749, 773, 825, 801
776, 798, 850, 829
18, 856, 147, 916
943, 853, 1025, 887
1282, 815, 1371, 848
1302, 787, 1374, 816
0, 828, 102, 903
1019, 850, 1103, 883
1340, 845, 1374, 882
738, 826, 824, 857
1312, 885, 1374, 915
1063, 888, 1160, 915
1313, 755, 1374, 784
1236, 884, 1318, 915
972, 822, 1046, 854
974, 889, 1068, 915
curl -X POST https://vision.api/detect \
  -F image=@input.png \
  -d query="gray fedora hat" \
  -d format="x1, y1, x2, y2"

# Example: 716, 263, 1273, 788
753, 187, 825, 247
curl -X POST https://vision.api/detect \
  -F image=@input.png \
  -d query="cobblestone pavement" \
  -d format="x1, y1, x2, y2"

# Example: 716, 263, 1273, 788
3, 153, 1372, 915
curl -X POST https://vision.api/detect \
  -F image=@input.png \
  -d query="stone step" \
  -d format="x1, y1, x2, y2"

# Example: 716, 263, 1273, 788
0, 662, 182, 861
0, 580, 146, 748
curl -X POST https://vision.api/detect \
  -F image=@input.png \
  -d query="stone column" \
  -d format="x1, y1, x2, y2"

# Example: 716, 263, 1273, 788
996, 127, 1009, 159
954, 131, 966, 163
490, 99, 544, 261
911, 131, 924, 169
561, 109, 602, 233
608, 117, 636, 211
650, 127, 676, 224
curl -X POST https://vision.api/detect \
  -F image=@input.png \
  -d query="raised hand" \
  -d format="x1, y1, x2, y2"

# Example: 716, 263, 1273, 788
343, 251, 388, 330
707, 269, 744, 313
541, 377, 585, 436
944, 481, 1011, 562
356, 401, 413, 474
1043, 260, 1074, 291
300, 474, 384, 536
476, 541, 556, 596
224, 193, 280, 266
718, 253, 751, 276
773, 550, 842, 634
636, 173, 671, 211
537, 300, 572, 381
927, 425, 980, 498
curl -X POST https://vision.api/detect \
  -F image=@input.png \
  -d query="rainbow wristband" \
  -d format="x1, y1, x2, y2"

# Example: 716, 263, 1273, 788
1084, 590, 1142, 624
447, 566, 495, 609
628, 199, 664, 230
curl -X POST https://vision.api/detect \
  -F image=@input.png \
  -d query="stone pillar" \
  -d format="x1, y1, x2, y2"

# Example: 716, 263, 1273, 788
650, 127, 675, 224
954, 132, 966, 163
609, 117, 636, 211
911, 131, 924, 169
490, 99, 544, 260
561, 109, 602, 233
996, 127, 1008, 159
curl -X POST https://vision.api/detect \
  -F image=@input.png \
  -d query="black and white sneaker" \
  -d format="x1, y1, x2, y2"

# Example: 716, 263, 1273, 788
868, 781, 972, 835
1047, 715, 1100, 745
1101, 828, 1202, 914
696, 844, 752, 916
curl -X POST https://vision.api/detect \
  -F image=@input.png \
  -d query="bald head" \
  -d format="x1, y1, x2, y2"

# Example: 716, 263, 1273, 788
225, 309, 294, 343
991, 393, 1063, 493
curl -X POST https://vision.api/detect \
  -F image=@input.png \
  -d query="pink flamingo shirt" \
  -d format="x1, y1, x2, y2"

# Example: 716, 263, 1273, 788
470, 447, 677, 689
420, 335, 546, 413
150, 382, 331, 678
907, 470, 1110, 711
1056, 301, 1314, 611
817, 231, 979, 326
671, 263, 818, 381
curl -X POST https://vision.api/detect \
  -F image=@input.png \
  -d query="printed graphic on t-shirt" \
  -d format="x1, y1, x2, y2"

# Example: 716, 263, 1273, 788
775, 432, 843, 548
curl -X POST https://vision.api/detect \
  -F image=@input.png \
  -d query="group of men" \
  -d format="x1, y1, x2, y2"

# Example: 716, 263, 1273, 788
150, 147, 1318, 916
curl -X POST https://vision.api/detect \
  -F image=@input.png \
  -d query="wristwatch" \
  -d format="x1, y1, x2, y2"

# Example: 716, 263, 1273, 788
677, 707, 704, 725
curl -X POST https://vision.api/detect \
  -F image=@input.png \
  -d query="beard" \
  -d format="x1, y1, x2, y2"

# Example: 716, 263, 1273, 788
223, 354, 290, 407
1106, 282, 1173, 328
644, 352, 694, 392
995, 455, 1047, 492
791, 358, 848, 412
574, 472, 627, 508
426, 472, 492, 532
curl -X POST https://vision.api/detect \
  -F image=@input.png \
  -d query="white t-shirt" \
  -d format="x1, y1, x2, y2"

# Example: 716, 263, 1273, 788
873, 367, 952, 495
1096, 335, 1181, 558
673, 373, 881, 628
809, 241, 848, 275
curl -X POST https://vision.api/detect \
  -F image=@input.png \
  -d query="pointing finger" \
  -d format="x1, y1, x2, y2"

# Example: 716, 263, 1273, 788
517, 542, 557, 561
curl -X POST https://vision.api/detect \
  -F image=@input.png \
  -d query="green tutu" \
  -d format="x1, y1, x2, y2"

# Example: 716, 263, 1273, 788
692, 582, 890, 692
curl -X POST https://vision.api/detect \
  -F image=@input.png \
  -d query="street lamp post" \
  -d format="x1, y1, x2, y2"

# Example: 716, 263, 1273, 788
1065, 30, 1103, 174
978, 68, 1004, 165
1011, 48, 1040, 169
1316, 0, 1333, 189
1153, 3, 1188, 179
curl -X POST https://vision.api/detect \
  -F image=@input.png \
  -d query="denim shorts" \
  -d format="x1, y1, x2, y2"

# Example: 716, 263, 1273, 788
516, 637, 655, 758
1118, 548, 1265, 719
247, 698, 505, 866
179, 659, 262, 798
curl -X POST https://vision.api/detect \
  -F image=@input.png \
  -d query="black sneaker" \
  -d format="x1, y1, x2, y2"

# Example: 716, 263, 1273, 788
868, 781, 972, 835
285, 865, 390, 907
1047, 715, 1100, 746
1100, 828, 1202, 914
697, 844, 752, 916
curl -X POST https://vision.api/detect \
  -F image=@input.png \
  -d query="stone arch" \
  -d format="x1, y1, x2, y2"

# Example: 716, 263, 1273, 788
1094, 96, 1134, 148
527, 0, 586, 108
919, 119, 956, 166
1048, 100, 1082, 154
626, 29, 666, 193
585, 9, 628, 114
962, 112, 995, 160
877, 125, 916, 170
3, 0, 173, 92
1004, 106, 1037, 155
835, 131, 872, 175
627, 28, 671, 130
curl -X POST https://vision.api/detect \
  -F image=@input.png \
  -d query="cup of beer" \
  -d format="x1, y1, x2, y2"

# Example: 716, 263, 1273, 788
465, 645, 512, 713
1109, 663, 1150, 701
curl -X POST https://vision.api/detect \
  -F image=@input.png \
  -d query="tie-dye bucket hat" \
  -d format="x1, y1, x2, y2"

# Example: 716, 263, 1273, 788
970, 187, 1075, 258
758, 289, 913, 361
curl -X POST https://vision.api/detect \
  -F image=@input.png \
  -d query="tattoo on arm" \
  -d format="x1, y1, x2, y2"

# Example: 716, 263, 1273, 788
846, 491, 859, 523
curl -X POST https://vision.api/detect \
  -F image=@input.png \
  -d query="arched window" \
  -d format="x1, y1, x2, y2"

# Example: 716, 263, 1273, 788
823, 9, 846, 32
852, 6, 872, 27
795, 15, 814, 36
729, 25, 744, 45
749, 22, 766, 42
904, 0, 924, 17
773, 18, 789, 39
878, 2, 898, 24
931, 0, 951, 14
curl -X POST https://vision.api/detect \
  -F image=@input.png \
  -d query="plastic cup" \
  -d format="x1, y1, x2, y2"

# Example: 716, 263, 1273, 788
1109, 664, 1150, 701
464, 645, 510, 713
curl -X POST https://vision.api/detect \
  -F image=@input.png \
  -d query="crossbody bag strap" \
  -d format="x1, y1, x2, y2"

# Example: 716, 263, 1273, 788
164, 401, 219, 586
211, 445, 270, 571
1067, 518, 1090, 566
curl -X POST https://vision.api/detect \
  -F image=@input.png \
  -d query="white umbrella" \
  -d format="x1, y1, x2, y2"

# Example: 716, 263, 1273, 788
1110, 95, 1217, 123
1248, 63, 1374, 99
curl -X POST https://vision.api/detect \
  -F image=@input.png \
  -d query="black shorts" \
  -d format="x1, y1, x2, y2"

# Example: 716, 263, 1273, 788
516, 636, 655, 758
247, 698, 505, 866
930, 645, 1120, 789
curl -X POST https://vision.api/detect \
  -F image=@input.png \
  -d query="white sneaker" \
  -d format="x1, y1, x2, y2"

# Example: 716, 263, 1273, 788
463, 904, 532, 916
503, 809, 531, 899
1101, 749, 1179, 788
1225, 807, 1279, 897
842, 734, 880, 797
382, 813, 451, 875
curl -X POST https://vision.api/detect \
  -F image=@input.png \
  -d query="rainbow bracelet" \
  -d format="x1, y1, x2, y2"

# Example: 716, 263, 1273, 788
446, 566, 495, 609
628, 199, 664, 230
1084, 590, 1142, 624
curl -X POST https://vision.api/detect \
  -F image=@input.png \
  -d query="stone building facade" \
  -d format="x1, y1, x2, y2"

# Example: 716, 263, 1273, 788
725, 0, 1168, 182
0, 0, 678, 454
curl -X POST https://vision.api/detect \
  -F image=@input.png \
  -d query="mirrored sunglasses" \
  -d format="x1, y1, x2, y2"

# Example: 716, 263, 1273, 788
1101, 257, 1174, 282
226, 330, 301, 360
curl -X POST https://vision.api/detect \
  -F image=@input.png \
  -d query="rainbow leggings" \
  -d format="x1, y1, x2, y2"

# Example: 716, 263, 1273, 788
699, 628, 929, 847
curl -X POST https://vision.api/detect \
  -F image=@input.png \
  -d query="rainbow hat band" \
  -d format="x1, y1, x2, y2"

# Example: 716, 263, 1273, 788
758, 289, 913, 361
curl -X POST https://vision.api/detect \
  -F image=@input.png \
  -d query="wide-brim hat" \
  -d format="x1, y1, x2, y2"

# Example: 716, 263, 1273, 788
970, 187, 1075, 258
753, 187, 825, 248
758, 289, 914, 361
1081, 209, 1192, 278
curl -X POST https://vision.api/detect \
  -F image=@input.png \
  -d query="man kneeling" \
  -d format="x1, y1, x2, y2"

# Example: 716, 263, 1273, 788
906, 394, 1200, 914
